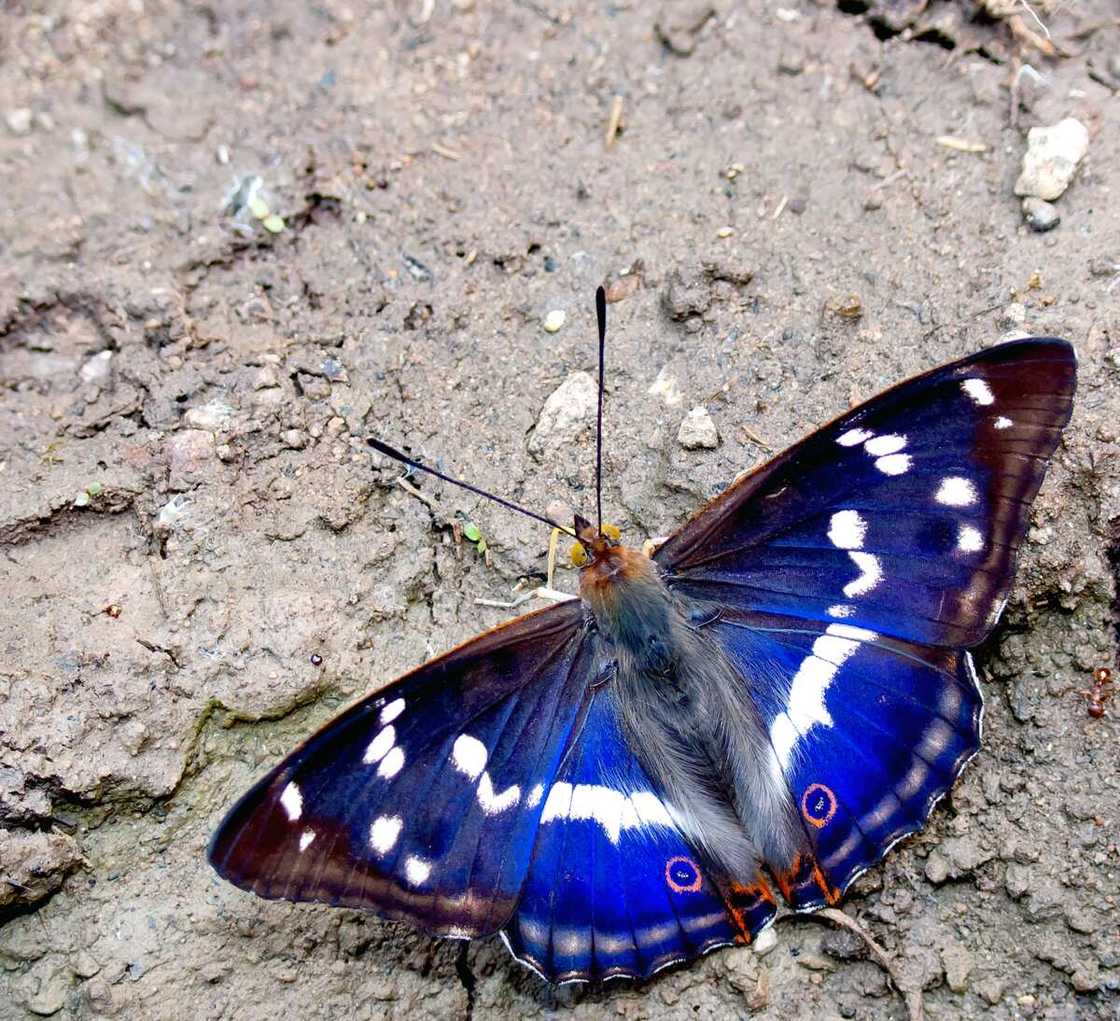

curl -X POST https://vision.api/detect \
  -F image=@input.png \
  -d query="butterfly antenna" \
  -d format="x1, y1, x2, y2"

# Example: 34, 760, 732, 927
594, 285, 607, 535
368, 438, 577, 537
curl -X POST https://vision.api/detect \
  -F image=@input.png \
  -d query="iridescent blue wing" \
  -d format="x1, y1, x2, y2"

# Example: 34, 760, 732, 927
502, 688, 777, 983
208, 599, 597, 939
655, 338, 1076, 647
653, 339, 1075, 904
708, 610, 983, 907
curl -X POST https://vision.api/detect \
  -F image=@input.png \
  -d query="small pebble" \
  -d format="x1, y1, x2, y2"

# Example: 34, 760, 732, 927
5, 107, 32, 135
542, 309, 566, 333
752, 927, 778, 956
1022, 197, 1060, 232
648, 366, 683, 407
716, 226, 734, 238
528, 371, 596, 456
1000, 302, 1027, 328
1013, 117, 1089, 201
79, 351, 113, 385
678, 406, 719, 450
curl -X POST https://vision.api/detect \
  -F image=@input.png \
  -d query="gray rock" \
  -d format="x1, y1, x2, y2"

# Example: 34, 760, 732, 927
925, 850, 951, 885
26, 968, 70, 1016
1013, 118, 1089, 201
1005, 862, 1031, 898
1022, 197, 1060, 232
941, 942, 973, 993
663, 266, 711, 320
166, 429, 216, 488
527, 371, 597, 458
941, 835, 994, 876
678, 406, 719, 449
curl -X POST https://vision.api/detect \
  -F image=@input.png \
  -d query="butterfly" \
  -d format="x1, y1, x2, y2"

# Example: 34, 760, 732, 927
209, 288, 1076, 985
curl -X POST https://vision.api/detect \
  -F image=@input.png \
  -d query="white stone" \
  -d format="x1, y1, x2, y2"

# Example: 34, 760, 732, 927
5, 108, 32, 135
183, 399, 234, 432
79, 350, 113, 385
527, 371, 597, 456
1014, 118, 1090, 201
542, 309, 566, 333
677, 406, 719, 450
647, 366, 683, 406
753, 927, 778, 956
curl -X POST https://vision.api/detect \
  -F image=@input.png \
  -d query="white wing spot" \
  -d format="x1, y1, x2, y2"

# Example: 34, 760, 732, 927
875, 453, 911, 476
540, 782, 674, 845
363, 725, 396, 765
477, 773, 521, 815
298, 829, 316, 853
771, 624, 870, 772
370, 815, 402, 854
280, 782, 303, 822
377, 746, 405, 779
828, 510, 866, 550
526, 783, 545, 809
827, 603, 855, 618
837, 427, 874, 447
957, 525, 984, 553
843, 551, 882, 597
404, 855, 433, 885
863, 433, 906, 456
451, 734, 487, 780
994, 416, 1013, 429
379, 698, 406, 725
935, 476, 978, 507
962, 378, 995, 406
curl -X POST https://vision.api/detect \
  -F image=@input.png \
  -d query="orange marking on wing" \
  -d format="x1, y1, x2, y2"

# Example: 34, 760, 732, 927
723, 876, 776, 939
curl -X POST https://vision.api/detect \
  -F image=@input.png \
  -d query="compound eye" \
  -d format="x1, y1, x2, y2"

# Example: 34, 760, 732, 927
570, 542, 588, 567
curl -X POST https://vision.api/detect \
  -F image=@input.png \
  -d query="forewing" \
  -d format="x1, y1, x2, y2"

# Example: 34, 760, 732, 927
208, 598, 596, 939
502, 687, 777, 983
711, 610, 983, 907
655, 339, 1076, 647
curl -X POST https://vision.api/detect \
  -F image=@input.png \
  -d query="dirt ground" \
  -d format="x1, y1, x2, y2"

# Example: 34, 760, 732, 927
1, 1, 1118, 1018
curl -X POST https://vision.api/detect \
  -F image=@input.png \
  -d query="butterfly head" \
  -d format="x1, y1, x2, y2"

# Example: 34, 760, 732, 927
570, 514, 622, 567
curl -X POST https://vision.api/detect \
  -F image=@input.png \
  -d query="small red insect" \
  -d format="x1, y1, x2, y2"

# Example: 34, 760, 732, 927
1080, 667, 1114, 719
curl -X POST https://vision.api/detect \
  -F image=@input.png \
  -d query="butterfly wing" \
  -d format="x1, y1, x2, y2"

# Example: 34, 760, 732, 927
707, 610, 983, 906
653, 339, 1075, 905
655, 338, 1076, 647
502, 686, 778, 983
208, 598, 599, 939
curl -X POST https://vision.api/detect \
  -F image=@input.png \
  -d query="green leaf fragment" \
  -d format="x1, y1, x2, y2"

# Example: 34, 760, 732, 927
86, 481, 104, 496
476, 538, 488, 556
462, 522, 482, 543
